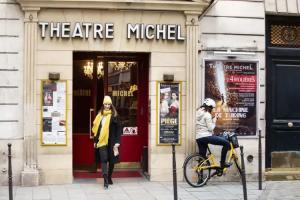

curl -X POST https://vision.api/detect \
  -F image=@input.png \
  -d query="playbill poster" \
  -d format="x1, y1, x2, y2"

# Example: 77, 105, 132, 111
157, 82, 181, 145
42, 81, 67, 145
204, 60, 257, 136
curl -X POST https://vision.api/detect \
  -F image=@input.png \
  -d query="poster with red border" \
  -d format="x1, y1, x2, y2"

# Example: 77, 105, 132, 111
204, 60, 257, 136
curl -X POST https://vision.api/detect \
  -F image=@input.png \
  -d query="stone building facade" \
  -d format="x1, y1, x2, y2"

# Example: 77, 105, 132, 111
0, 0, 299, 186
0, 0, 24, 185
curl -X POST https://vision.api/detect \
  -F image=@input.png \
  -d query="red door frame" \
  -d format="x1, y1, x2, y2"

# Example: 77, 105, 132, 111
72, 52, 149, 170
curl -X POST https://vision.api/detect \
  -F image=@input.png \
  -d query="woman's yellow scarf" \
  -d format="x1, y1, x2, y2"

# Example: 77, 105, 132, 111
92, 110, 112, 148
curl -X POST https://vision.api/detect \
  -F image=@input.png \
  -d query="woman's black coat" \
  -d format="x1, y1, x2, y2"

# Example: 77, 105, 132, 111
94, 116, 122, 164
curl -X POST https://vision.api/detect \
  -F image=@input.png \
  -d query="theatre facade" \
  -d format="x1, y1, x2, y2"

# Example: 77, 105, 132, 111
4, 0, 299, 186
2, 0, 211, 185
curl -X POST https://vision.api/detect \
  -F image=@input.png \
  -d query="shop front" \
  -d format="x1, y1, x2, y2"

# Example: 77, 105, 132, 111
17, 0, 210, 185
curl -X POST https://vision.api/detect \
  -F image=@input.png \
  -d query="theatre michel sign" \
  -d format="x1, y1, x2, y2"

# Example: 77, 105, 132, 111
39, 22, 185, 41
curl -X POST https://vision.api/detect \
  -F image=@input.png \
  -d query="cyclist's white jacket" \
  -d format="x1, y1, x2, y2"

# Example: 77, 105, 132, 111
195, 107, 217, 139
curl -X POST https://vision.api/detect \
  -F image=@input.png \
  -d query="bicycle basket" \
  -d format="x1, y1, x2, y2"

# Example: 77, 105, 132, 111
228, 132, 239, 148
220, 132, 229, 140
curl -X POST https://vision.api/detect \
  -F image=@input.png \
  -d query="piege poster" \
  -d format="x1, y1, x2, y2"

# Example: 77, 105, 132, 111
204, 60, 257, 136
157, 82, 181, 145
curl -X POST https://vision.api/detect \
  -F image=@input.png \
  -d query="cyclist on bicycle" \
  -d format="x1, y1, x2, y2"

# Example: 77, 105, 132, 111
196, 98, 230, 169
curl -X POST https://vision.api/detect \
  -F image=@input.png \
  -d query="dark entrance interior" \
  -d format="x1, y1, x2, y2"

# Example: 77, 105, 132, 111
266, 16, 300, 168
72, 52, 149, 177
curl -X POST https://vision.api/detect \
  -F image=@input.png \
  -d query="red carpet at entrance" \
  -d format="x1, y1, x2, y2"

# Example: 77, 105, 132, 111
73, 171, 142, 178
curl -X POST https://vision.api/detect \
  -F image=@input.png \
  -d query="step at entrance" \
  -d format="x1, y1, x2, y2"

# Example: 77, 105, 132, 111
265, 168, 300, 181
74, 170, 142, 179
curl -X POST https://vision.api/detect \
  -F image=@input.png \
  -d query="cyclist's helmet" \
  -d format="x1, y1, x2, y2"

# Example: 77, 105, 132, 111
203, 98, 216, 108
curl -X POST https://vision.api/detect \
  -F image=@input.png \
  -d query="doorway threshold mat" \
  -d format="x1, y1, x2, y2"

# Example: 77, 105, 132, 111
73, 170, 142, 178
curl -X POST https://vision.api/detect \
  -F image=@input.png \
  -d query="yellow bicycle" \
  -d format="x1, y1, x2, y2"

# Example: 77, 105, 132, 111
183, 132, 242, 187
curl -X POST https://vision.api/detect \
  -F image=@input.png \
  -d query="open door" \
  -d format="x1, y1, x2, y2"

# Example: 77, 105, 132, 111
73, 52, 149, 176
72, 54, 104, 170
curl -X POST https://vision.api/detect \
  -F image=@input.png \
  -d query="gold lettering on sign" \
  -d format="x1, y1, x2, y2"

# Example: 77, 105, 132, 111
73, 89, 91, 96
112, 84, 138, 97
112, 90, 133, 97
129, 84, 138, 93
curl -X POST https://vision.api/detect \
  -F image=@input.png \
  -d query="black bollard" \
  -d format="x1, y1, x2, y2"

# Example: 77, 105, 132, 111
258, 130, 262, 190
8, 143, 13, 200
172, 144, 178, 200
240, 146, 248, 200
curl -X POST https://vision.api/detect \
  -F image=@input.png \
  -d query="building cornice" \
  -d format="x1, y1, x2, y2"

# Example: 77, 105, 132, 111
17, 0, 210, 13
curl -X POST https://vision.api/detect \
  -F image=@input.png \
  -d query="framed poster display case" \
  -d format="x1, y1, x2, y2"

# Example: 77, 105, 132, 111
203, 59, 258, 136
41, 80, 68, 146
156, 81, 182, 145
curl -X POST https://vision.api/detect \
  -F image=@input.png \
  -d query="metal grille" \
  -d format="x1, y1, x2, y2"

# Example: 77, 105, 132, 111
270, 25, 300, 47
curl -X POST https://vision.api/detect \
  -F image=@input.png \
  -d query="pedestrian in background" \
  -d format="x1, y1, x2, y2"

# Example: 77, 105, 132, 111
92, 95, 122, 189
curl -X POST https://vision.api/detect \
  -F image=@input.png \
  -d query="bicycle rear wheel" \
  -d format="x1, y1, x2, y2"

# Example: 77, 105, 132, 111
183, 153, 211, 187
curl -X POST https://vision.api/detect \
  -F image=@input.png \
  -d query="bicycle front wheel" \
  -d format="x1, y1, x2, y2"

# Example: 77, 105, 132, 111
183, 153, 211, 187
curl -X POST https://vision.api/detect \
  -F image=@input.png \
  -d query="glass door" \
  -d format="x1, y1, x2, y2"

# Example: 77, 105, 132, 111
107, 60, 140, 165
73, 55, 104, 170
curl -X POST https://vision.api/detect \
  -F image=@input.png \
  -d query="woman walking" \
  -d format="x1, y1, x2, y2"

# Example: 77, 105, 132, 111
92, 95, 122, 189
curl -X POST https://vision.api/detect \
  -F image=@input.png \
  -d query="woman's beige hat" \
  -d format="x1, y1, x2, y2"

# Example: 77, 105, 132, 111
103, 95, 112, 104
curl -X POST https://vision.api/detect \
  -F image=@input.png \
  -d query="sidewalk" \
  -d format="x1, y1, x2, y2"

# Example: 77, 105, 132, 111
0, 178, 300, 200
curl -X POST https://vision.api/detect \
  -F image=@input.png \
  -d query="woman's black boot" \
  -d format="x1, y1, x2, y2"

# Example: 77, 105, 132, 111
108, 163, 114, 184
103, 174, 109, 189
108, 175, 113, 185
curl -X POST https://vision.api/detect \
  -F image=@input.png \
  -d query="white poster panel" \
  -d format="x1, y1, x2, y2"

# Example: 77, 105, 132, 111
41, 80, 67, 145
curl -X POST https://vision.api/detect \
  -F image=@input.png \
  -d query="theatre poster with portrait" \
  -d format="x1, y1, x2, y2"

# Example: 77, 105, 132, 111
204, 60, 258, 136
157, 82, 182, 145
41, 80, 67, 145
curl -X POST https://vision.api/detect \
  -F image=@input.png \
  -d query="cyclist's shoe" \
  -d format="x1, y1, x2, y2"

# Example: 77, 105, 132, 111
216, 169, 223, 176
220, 162, 231, 169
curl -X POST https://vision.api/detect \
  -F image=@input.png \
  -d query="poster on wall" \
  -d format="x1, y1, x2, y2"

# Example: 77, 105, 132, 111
157, 82, 181, 145
41, 80, 67, 145
204, 60, 257, 136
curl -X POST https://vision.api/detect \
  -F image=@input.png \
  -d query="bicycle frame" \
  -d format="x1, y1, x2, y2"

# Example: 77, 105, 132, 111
197, 143, 237, 171
183, 137, 242, 188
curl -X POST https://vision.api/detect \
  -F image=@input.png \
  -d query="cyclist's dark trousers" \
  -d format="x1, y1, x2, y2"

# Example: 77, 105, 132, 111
196, 136, 230, 167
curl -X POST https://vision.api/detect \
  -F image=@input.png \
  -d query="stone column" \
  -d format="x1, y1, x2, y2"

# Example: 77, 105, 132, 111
21, 8, 40, 186
185, 12, 201, 155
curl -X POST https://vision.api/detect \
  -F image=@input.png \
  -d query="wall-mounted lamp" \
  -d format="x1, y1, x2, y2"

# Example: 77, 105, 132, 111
48, 72, 60, 81
213, 49, 256, 58
163, 74, 174, 82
